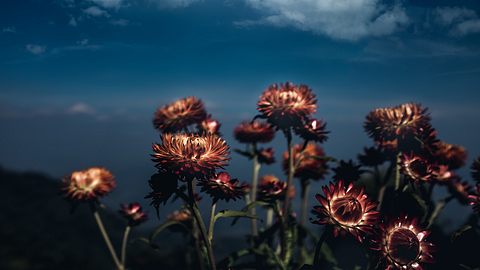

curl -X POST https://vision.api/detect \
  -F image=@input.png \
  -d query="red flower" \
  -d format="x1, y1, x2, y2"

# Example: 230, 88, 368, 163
153, 96, 207, 133
294, 118, 329, 143
433, 141, 467, 170
257, 147, 275, 165
375, 216, 434, 270
63, 167, 116, 201
283, 143, 328, 180
198, 172, 246, 203
152, 133, 230, 179
311, 180, 379, 242
119, 202, 148, 226
400, 153, 435, 182
448, 177, 473, 205
257, 82, 317, 130
198, 115, 221, 135
233, 121, 275, 144
257, 175, 289, 202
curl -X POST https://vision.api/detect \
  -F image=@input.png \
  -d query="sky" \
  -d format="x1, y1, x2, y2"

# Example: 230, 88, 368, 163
1, 0, 480, 232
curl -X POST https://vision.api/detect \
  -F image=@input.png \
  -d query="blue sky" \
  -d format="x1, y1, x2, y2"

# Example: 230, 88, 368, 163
1, 0, 480, 231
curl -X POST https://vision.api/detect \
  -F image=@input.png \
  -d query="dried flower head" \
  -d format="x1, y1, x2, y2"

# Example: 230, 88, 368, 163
332, 160, 365, 183
257, 147, 275, 165
152, 133, 230, 179
119, 202, 148, 226
311, 180, 379, 242
376, 216, 434, 270
400, 153, 435, 182
63, 167, 116, 201
434, 142, 467, 170
168, 208, 193, 223
233, 121, 275, 144
257, 175, 288, 202
294, 118, 329, 143
153, 96, 207, 133
145, 171, 178, 215
448, 177, 473, 205
257, 82, 317, 130
364, 103, 431, 147
199, 172, 246, 203
432, 165, 454, 182
284, 143, 328, 181
468, 184, 480, 215
358, 147, 388, 167
198, 115, 221, 135
471, 157, 480, 182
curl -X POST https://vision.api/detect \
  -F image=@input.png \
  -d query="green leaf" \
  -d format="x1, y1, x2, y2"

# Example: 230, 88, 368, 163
214, 210, 258, 224
149, 220, 190, 243
231, 201, 271, 226
451, 225, 473, 242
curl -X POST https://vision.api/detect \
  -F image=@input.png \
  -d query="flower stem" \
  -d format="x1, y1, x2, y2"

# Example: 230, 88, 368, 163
250, 143, 261, 237
427, 196, 453, 228
313, 225, 332, 268
266, 208, 273, 227
394, 152, 402, 191
283, 130, 294, 214
300, 179, 310, 225
92, 209, 123, 270
121, 225, 131, 267
187, 181, 217, 270
208, 202, 217, 244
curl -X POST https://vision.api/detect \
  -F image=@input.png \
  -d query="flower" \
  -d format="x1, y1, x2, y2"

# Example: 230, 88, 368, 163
153, 96, 207, 133
332, 160, 365, 183
198, 115, 221, 134
257, 147, 275, 165
119, 202, 148, 226
198, 172, 246, 203
145, 171, 178, 214
448, 177, 473, 205
257, 82, 317, 130
283, 143, 328, 181
152, 133, 230, 179
358, 147, 389, 167
433, 141, 467, 170
468, 184, 480, 215
257, 175, 288, 202
168, 208, 193, 223
63, 167, 116, 201
294, 118, 329, 143
311, 180, 379, 242
376, 216, 434, 270
471, 157, 480, 182
233, 121, 275, 144
400, 153, 435, 182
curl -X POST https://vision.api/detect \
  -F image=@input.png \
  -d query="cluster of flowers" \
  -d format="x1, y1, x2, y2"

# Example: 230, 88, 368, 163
61, 83, 480, 270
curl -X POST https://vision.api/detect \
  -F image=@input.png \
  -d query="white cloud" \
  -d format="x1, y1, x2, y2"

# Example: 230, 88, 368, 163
26, 44, 46, 55
68, 15, 78, 26
455, 19, 480, 35
433, 7, 480, 36
83, 6, 110, 17
77, 39, 89, 46
237, 0, 409, 41
90, 0, 125, 9
151, 0, 201, 9
2, 26, 16, 33
67, 102, 96, 115
110, 18, 129, 26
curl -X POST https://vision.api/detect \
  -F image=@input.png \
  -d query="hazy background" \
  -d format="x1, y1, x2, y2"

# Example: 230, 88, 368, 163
1, 0, 480, 236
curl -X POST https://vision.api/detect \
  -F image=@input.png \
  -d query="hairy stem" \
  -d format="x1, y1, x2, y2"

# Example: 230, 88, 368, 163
92, 209, 123, 270
313, 225, 332, 268
394, 152, 402, 191
250, 143, 261, 237
208, 202, 217, 244
121, 225, 131, 268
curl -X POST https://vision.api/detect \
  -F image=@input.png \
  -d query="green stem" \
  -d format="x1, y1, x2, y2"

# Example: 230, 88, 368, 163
313, 225, 332, 268
394, 152, 402, 191
283, 130, 294, 214
376, 185, 386, 211
266, 208, 273, 227
300, 179, 310, 225
208, 202, 217, 244
250, 143, 261, 237
121, 225, 131, 267
92, 209, 123, 270
427, 196, 453, 229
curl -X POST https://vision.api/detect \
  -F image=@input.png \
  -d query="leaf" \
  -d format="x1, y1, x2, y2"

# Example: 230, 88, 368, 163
214, 210, 258, 224
231, 201, 271, 226
149, 220, 190, 243
234, 149, 253, 159
451, 225, 473, 242
217, 248, 253, 269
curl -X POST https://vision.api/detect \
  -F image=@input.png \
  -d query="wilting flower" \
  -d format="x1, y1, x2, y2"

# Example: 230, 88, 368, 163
448, 178, 473, 205
153, 96, 207, 133
63, 167, 116, 201
257, 82, 317, 130
198, 172, 246, 203
433, 141, 467, 170
332, 160, 365, 183
152, 133, 230, 179
283, 143, 328, 180
468, 184, 480, 215
233, 121, 275, 144
364, 103, 432, 149
358, 147, 388, 167
375, 216, 434, 270
145, 171, 178, 214
400, 153, 435, 182
471, 157, 480, 182
119, 202, 148, 226
257, 175, 288, 202
311, 180, 379, 242
257, 147, 275, 164
294, 118, 329, 143
198, 115, 221, 134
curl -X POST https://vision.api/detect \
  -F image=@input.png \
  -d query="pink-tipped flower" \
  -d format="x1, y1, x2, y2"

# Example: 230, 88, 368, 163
257, 147, 275, 165
120, 202, 148, 226
198, 115, 221, 134
153, 96, 207, 133
198, 172, 246, 203
375, 216, 434, 270
152, 133, 230, 179
294, 118, 329, 143
233, 121, 275, 144
311, 180, 379, 242
468, 184, 480, 216
257, 175, 289, 202
448, 177, 473, 205
63, 167, 116, 201
400, 153, 435, 182
283, 143, 328, 181
168, 208, 193, 223
257, 82, 317, 130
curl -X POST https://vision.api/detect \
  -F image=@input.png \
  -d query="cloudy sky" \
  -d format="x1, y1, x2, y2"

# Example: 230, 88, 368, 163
1, 0, 480, 230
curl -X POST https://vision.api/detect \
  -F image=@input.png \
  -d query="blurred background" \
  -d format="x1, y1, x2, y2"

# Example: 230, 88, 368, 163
1, 0, 480, 269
